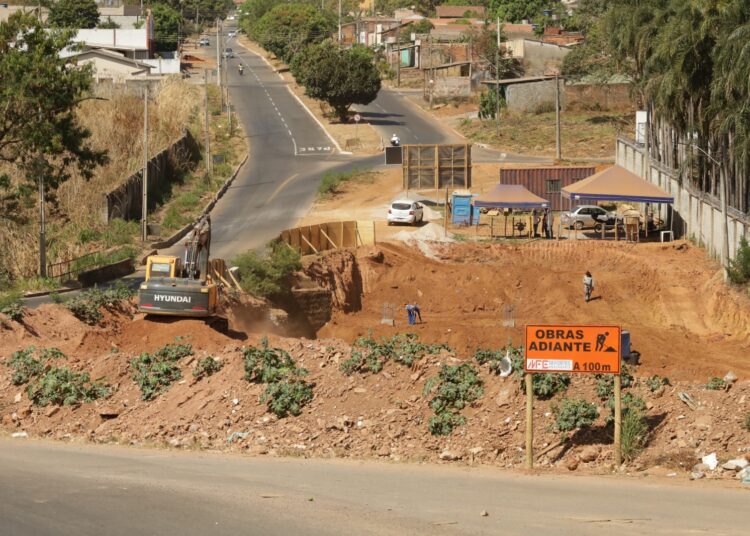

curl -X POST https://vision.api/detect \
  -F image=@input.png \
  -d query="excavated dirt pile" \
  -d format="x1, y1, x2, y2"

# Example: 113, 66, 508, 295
318, 240, 750, 380
0, 239, 749, 481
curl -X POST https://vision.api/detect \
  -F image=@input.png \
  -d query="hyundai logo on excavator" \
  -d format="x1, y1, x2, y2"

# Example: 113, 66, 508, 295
154, 295, 192, 303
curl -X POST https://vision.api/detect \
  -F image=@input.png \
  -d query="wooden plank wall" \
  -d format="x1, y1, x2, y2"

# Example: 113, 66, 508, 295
279, 221, 375, 254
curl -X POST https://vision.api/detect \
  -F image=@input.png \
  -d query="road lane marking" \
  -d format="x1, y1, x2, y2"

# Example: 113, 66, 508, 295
265, 173, 299, 205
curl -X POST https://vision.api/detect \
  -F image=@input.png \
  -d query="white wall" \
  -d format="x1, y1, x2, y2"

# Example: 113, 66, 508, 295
79, 56, 146, 83
616, 137, 750, 259
75, 29, 148, 49
142, 58, 180, 75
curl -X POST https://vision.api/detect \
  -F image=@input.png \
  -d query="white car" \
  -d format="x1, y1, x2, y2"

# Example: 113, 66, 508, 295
227, 31, 237, 38
387, 199, 424, 225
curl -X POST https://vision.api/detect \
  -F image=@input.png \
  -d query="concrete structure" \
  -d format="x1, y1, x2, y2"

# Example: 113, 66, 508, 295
73, 24, 154, 59
504, 39, 570, 76
435, 6, 486, 19
565, 82, 633, 111
485, 76, 560, 113
433, 76, 472, 98
616, 137, 749, 259
339, 17, 402, 46
98, 5, 142, 16
68, 49, 152, 83
97, 15, 144, 29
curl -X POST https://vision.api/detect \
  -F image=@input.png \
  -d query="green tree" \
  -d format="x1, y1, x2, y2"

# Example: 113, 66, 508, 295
97, 16, 121, 30
238, 0, 281, 22
0, 13, 107, 221
291, 42, 381, 122
169, 0, 233, 22
48, 0, 100, 29
249, 3, 334, 62
488, 0, 560, 23
151, 4, 181, 51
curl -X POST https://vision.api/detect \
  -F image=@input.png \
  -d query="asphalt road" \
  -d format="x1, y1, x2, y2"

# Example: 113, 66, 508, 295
358, 87, 552, 164
1, 439, 747, 536
164, 31, 379, 261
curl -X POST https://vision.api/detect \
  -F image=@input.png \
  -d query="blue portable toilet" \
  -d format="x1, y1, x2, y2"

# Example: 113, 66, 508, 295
452, 193, 480, 225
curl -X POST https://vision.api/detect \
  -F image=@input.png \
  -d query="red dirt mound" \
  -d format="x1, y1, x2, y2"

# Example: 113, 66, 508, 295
317, 241, 750, 380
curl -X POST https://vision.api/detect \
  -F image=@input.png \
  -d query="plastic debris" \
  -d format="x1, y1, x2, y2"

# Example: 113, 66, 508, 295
678, 391, 697, 410
701, 452, 718, 471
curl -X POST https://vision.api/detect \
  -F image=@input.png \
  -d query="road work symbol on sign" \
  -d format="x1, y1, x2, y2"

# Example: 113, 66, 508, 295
524, 325, 621, 374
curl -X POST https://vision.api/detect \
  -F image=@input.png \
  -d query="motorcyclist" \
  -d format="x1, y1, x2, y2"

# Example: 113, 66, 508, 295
390, 133, 400, 146
238, 64, 244, 75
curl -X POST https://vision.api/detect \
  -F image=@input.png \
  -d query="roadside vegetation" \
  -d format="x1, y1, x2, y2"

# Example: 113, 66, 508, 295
5, 346, 110, 406
243, 338, 314, 417
423, 363, 484, 436
340, 333, 450, 375
231, 241, 301, 299
64, 283, 135, 325
240, 1, 381, 122
316, 168, 375, 199
130, 343, 193, 401
1, 11, 244, 297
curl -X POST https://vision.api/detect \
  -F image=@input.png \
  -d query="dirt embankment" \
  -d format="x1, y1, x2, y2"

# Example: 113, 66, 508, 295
1, 240, 749, 481
317, 241, 750, 381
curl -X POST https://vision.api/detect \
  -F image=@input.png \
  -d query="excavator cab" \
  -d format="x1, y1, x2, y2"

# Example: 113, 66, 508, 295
138, 216, 221, 318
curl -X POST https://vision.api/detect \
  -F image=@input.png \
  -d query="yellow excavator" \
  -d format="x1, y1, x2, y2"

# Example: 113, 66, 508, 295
138, 215, 237, 319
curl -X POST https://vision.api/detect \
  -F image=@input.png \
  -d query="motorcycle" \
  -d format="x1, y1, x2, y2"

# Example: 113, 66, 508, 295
238, 65, 244, 76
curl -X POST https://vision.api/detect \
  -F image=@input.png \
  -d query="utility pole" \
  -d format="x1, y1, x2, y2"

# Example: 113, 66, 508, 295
204, 69, 211, 177
338, 0, 342, 43
495, 16, 500, 138
396, 37, 401, 87
555, 74, 561, 161
37, 160, 46, 277
216, 19, 221, 88
141, 85, 149, 242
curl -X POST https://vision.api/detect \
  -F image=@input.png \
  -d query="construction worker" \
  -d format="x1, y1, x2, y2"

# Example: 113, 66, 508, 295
544, 208, 553, 239
405, 304, 415, 325
583, 271, 594, 302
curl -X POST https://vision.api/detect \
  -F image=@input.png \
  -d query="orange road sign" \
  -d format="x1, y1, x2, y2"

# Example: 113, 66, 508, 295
524, 325, 621, 374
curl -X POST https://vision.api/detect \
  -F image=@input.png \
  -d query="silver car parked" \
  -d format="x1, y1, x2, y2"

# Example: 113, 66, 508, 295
560, 205, 613, 230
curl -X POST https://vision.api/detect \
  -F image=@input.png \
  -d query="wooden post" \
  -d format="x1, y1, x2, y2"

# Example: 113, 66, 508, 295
444, 187, 449, 237
434, 143, 439, 191
525, 373, 533, 470
614, 374, 622, 467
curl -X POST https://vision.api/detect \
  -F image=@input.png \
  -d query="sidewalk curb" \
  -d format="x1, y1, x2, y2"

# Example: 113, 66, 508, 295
151, 152, 249, 250
23, 286, 80, 299
242, 43, 344, 155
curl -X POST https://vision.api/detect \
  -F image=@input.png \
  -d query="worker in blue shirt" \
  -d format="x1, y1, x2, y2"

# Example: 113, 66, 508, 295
405, 303, 422, 325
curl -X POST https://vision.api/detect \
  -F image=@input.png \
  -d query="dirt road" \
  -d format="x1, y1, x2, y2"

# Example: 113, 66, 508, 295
1, 439, 746, 536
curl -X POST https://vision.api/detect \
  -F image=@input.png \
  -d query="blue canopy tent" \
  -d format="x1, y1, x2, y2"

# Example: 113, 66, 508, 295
561, 165, 674, 204
473, 184, 549, 238
562, 165, 674, 240
473, 184, 550, 208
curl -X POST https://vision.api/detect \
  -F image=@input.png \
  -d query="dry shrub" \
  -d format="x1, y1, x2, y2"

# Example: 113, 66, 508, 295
2, 76, 199, 281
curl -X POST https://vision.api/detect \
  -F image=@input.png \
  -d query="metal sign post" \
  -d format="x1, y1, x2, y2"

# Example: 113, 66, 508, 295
523, 324, 622, 470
